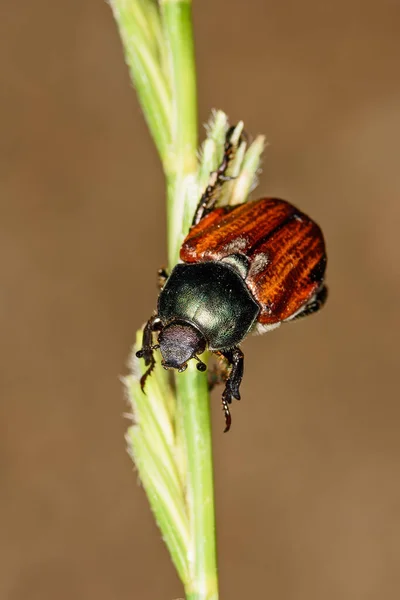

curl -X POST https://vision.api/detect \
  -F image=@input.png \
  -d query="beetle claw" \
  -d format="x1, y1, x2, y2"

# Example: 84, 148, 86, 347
139, 357, 155, 392
222, 395, 232, 433
136, 346, 156, 392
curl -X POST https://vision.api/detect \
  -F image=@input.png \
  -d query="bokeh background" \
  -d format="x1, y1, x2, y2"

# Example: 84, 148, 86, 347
2, 1, 400, 598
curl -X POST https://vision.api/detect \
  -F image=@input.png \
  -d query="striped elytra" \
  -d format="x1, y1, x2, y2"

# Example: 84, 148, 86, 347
180, 197, 327, 324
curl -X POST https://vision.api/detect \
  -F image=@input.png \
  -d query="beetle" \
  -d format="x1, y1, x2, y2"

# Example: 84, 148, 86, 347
136, 127, 328, 431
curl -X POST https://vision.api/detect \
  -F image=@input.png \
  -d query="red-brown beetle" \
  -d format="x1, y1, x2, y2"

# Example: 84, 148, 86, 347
137, 128, 328, 431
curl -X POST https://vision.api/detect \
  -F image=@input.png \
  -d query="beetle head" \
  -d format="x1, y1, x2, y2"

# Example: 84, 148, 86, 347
158, 320, 207, 373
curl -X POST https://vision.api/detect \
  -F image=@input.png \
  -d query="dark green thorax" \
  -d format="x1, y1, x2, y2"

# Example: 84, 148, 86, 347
158, 262, 260, 350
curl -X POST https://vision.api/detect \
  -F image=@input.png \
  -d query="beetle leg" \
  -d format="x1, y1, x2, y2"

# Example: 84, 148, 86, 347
219, 346, 244, 432
192, 126, 240, 226
285, 284, 328, 322
207, 355, 230, 391
136, 315, 163, 390
222, 398, 232, 434
208, 356, 233, 432
157, 267, 169, 291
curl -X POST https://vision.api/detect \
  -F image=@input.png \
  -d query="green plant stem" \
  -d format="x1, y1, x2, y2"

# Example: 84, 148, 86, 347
161, 0, 198, 265
112, 2, 219, 597
110, 0, 172, 164
161, 3, 218, 598
176, 364, 218, 600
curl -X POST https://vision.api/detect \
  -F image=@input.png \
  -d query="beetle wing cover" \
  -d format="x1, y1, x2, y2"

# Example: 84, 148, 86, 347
181, 198, 326, 324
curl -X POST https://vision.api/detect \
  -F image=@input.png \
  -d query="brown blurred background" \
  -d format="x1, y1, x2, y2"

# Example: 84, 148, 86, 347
1, 0, 400, 598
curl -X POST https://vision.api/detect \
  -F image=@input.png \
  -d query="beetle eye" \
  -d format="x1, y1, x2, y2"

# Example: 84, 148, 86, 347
196, 361, 207, 372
